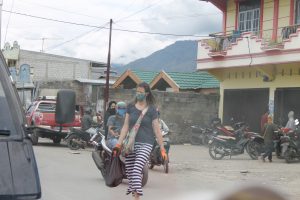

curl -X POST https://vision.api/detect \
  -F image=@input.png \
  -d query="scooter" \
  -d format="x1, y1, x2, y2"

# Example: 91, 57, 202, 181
91, 132, 149, 186
148, 131, 170, 173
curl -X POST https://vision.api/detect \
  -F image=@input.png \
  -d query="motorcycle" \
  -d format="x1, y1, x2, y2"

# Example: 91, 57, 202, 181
91, 132, 148, 186
208, 125, 263, 160
211, 117, 246, 137
282, 119, 300, 163
189, 125, 205, 145
65, 126, 102, 150
148, 131, 170, 173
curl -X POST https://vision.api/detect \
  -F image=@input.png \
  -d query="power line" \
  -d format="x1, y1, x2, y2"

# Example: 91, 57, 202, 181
2, 9, 105, 28
2, 9, 210, 38
115, 0, 164, 23
45, 23, 110, 51
15, 0, 102, 20
4, 0, 15, 44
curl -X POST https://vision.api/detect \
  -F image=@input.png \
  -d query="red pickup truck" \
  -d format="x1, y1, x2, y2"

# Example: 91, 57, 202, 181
26, 97, 82, 145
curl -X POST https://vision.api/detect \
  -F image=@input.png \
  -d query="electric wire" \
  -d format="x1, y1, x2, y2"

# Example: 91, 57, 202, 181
4, 0, 15, 44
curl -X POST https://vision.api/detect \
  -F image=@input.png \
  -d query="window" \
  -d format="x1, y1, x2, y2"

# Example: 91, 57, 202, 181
238, 0, 261, 33
37, 102, 56, 112
296, 0, 300, 24
0, 80, 17, 134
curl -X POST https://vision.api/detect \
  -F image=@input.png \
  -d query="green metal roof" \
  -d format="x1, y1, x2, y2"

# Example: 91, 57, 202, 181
131, 70, 159, 84
166, 71, 220, 89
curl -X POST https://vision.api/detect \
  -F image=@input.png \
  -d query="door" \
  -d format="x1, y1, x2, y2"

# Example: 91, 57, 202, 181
274, 88, 300, 126
223, 88, 269, 133
0, 52, 41, 199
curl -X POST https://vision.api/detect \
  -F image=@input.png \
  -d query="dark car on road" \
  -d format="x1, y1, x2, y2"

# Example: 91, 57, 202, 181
0, 52, 41, 199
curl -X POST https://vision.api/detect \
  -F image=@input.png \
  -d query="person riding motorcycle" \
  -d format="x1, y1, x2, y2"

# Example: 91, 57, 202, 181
157, 110, 170, 153
285, 111, 296, 131
106, 101, 126, 149
81, 107, 98, 136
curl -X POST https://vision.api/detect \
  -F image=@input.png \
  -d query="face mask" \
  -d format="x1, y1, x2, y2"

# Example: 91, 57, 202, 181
136, 93, 146, 101
117, 109, 126, 117
109, 108, 116, 115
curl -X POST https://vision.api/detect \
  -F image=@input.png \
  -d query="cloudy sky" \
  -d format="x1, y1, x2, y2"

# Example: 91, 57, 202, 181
1, 0, 222, 64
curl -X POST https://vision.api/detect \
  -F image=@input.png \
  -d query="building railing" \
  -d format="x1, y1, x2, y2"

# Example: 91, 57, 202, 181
281, 24, 300, 40
203, 31, 243, 52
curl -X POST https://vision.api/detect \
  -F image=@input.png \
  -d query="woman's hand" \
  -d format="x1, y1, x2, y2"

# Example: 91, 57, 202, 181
161, 148, 167, 161
112, 143, 122, 157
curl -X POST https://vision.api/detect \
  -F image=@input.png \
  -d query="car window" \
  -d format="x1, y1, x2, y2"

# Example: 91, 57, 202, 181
0, 80, 16, 135
37, 102, 56, 112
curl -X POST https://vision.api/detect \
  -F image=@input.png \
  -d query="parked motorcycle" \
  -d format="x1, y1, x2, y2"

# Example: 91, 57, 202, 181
91, 132, 148, 186
283, 119, 300, 163
65, 126, 101, 150
208, 125, 263, 160
148, 131, 170, 173
211, 117, 246, 137
189, 125, 205, 145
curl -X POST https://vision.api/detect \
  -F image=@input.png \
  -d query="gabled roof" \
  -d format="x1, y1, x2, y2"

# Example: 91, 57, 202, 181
151, 71, 219, 90
131, 70, 159, 84
114, 69, 219, 91
112, 69, 159, 88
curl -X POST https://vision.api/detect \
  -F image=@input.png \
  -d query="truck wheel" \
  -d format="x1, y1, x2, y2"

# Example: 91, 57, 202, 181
53, 137, 62, 144
31, 129, 39, 145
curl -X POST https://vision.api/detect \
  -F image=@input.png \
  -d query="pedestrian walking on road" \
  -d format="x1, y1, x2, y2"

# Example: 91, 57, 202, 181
113, 82, 167, 200
261, 115, 278, 162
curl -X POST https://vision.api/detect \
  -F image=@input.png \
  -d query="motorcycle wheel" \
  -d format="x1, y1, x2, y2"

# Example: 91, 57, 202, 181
284, 148, 296, 163
246, 141, 261, 160
189, 135, 202, 145
208, 142, 225, 160
202, 135, 209, 146
67, 134, 82, 150
141, 165, 148, 187
163, 156, 169, 174
148, 160, 154, 169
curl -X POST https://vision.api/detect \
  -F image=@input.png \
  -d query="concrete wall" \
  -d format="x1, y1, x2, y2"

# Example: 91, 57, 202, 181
95, 88, 219, 144
18, 50, 90, 81
37, 80, 90, 106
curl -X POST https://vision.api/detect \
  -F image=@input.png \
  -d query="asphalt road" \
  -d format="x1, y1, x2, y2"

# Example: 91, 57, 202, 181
34, 139, 300, 200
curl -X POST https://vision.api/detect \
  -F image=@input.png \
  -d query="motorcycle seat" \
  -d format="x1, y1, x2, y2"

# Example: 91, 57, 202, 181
217, 135, 236, 140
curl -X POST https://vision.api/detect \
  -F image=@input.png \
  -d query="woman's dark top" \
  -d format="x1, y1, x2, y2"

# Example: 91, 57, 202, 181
126, 103, 158, 145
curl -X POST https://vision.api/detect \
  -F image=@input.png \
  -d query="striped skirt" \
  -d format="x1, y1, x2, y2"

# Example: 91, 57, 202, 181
125, 142, 153, 196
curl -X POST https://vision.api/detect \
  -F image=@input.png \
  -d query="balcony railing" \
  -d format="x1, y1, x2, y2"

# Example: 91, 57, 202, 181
281, 24, 300, 40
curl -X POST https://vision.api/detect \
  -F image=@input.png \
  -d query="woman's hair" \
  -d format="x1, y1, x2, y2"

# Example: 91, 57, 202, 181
107, 101, 116, 110
135, 82, 156, 105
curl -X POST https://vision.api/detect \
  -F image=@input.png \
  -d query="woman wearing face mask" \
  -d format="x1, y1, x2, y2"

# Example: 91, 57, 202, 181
104, 101, 117, 139
106, 102, 126, 149
113, 82, 167, 200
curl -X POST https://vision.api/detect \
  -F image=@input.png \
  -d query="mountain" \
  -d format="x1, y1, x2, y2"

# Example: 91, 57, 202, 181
114, 40, 198, 73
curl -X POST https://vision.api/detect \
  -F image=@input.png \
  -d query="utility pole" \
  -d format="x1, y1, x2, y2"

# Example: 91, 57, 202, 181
103, 19, 113, 112
0, 0, 3, 47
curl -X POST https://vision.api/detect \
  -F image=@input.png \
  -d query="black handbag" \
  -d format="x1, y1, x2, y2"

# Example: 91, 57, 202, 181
105, 155, 124, 187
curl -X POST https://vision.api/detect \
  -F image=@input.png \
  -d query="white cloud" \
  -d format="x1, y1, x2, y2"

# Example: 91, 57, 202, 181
1, 0, 222, 64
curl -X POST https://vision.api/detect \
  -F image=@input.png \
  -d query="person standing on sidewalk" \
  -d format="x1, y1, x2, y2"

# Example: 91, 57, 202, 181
261, 115, 278, 162
113, 82, 167, 200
